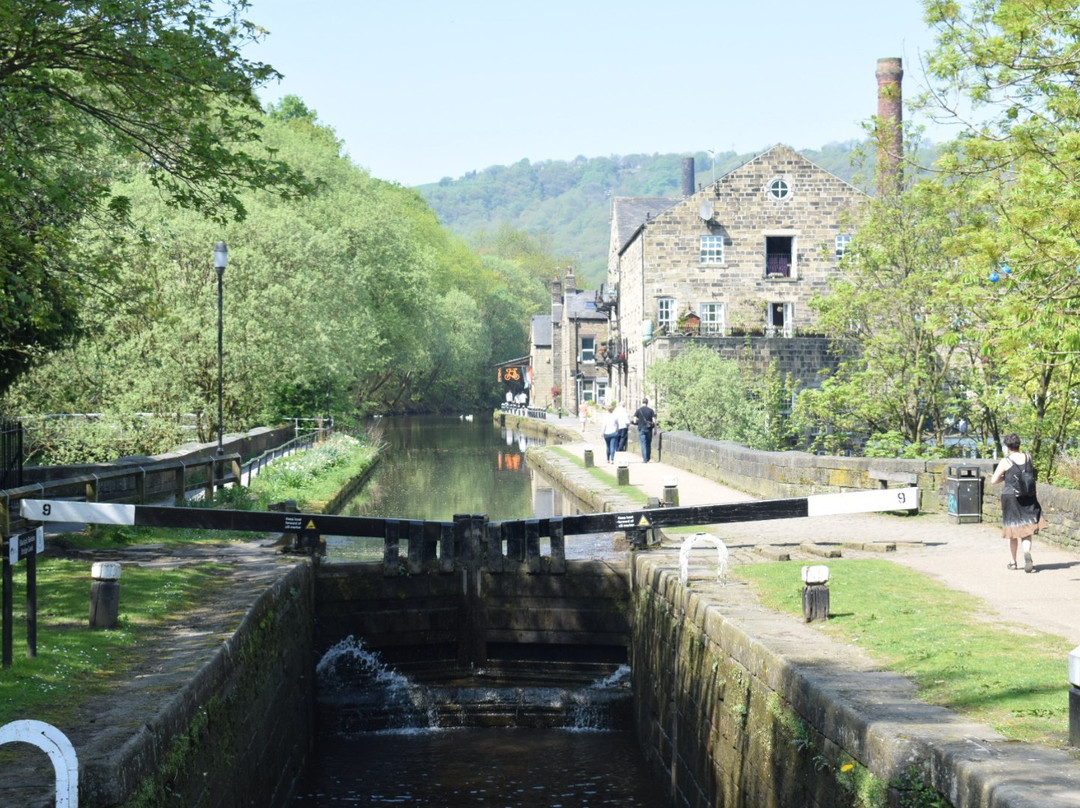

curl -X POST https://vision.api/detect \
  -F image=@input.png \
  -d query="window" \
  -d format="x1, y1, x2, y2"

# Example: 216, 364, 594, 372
836, 234, 852, 261
765, 236, 794, 277
580, 336, 596, 363
657, 297, 675, 331
699, 235, 724, 264
767, 178, 791, 200
766, 302, 794, 337
700, 302, 725, 334
596, 379, 608, 404
578, 379, 596, 403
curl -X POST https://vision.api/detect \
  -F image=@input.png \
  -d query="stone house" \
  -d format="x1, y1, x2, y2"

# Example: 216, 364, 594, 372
527, 269, 609, 413
605, 145, 869, 408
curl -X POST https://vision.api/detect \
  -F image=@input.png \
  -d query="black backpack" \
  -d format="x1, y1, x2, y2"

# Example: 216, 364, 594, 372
1010, 455, 1037, 497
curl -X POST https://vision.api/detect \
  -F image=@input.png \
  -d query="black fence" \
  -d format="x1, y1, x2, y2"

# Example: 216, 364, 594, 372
0, 421, 22, 492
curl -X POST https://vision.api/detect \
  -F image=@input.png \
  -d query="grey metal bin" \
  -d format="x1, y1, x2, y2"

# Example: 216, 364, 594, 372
947, 465, 983, 523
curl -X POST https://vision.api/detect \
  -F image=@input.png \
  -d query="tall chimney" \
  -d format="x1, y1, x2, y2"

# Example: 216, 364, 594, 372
682, 157, 696, 197
551, 276, 563, 322
875, 57, 904, 197
564, 267, 576, 296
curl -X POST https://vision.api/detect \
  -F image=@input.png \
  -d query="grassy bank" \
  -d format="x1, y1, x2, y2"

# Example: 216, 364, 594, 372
735, 560, 1073, 748
1, 431, 378, 727
0, 560, 230, 727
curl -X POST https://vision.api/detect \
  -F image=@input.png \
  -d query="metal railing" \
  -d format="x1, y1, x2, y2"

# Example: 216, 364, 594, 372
239, 430, 321, 486
499, 403, 550, 421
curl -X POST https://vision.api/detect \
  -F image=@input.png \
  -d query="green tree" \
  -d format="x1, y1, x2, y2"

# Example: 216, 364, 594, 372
797, 180, 988, 456
647, 346, 785, 450
917, 0, 1080, 470
0, 0, 310, 397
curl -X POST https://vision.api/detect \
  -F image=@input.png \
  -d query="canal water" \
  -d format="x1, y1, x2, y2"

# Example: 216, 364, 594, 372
291, 415, 668, 806
325, 414, 619, 562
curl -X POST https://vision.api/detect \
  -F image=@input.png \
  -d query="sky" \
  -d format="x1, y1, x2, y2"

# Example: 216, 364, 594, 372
244, 0, 946, 188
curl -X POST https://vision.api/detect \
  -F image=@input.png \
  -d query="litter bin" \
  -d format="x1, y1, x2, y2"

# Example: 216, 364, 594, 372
947, 465, 983, 523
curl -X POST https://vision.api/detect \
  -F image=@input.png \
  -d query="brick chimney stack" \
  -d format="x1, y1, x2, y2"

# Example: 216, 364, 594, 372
564, 267, 576, 296
875, 57, 904, 197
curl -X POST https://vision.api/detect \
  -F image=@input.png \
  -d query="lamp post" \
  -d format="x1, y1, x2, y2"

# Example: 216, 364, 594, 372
214, 242, 228, 473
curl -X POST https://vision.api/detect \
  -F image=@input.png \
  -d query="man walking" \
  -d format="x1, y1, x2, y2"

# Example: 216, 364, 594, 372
633, 398, 658, 463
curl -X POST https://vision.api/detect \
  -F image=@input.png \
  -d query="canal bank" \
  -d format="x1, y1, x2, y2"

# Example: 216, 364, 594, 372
10, 413, 1080, 806
522, 414, 1080, 807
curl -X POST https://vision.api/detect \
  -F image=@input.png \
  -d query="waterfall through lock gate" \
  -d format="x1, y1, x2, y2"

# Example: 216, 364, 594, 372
294, 637, 668, 807
313, 636, 633, 734
291, 418, 669, 805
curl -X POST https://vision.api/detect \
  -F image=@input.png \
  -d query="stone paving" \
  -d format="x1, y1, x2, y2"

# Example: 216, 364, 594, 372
560, 415, 1080, 647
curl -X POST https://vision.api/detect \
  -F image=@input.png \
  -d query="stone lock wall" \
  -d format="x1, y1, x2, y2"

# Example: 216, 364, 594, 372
80, 564, 316, 808
630, 557, 925, 808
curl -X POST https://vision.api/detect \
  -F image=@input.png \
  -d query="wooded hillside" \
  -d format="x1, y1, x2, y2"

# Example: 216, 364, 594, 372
417, 142, 878, 288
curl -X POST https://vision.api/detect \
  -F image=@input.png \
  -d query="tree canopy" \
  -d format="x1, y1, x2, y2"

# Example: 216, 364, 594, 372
4, 103, 561, 457
0, 0, 311, 397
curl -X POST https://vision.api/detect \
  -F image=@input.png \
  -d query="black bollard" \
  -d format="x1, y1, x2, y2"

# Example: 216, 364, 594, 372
89, 562, 122, 629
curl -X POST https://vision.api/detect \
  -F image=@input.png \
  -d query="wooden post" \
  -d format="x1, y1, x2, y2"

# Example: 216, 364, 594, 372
525, 519, 541, 574
407, 519, 423, 574
2, 548, 11, 668
383, 519, 401, 575
801, 565, 830, 622
549, 518, 566, 574
438, 522, 455, 574
174, 464, 186, 505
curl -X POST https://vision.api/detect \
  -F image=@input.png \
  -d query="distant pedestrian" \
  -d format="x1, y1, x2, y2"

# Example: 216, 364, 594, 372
613, 401, 630, 452
578, 401, 590, 430
989, 433, 1047, 572
632, 398, 658, 463
601, 403, 620, 464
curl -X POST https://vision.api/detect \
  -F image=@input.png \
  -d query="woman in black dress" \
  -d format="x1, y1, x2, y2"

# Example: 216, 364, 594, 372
989, 433, 1048, 572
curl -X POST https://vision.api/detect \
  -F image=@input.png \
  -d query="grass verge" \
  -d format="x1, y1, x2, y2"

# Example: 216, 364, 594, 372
548, 446, 650, 504
735, 559, 1073, 748
3, 432, 377, 725
0, 559, 230, 728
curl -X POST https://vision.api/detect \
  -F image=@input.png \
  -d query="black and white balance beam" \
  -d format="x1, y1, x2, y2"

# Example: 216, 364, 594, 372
18, 487, 919, 539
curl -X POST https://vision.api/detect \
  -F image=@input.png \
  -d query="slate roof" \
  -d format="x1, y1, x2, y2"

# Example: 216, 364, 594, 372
565, 290, 608, 321
531, 314, 552, 347
611, 196, 678, 254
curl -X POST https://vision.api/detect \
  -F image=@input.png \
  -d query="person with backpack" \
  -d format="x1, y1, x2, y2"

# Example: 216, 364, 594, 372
632, 398, 658, 463
989, 433, 1048, 572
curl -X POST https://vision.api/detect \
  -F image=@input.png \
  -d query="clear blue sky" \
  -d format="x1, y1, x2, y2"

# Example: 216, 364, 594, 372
245, 0, 944, 187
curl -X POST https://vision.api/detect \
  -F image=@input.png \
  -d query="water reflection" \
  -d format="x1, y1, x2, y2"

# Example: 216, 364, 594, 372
342, 415, 554, 523
292, 728, 667, 807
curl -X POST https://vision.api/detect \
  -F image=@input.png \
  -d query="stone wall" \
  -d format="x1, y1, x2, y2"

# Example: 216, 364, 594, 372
630, 553, 1080, 808
646, 335, 841, 396
81, 564, 316, 808
656, 430, 1080, 552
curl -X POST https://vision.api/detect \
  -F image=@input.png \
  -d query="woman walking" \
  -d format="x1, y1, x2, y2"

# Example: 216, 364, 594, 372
601, 403, 620, 464
989, 433, 1048, 572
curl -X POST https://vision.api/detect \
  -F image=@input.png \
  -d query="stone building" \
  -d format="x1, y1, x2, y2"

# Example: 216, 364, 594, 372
605, 144, 869, 408
527, 269, 609, 413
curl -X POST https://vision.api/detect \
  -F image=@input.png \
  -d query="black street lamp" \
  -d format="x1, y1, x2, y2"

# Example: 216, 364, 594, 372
214, 241, 228, 467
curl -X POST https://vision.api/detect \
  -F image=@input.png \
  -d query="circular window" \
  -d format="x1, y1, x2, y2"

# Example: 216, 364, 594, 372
767, 178, 791, 200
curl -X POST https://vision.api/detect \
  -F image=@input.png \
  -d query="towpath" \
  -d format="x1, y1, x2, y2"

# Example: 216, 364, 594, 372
556, 415, 1080, 647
